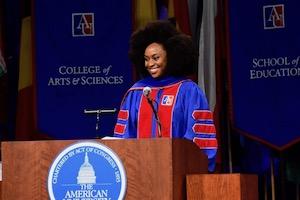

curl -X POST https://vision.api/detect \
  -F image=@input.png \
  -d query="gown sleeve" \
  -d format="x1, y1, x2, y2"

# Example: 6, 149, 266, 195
181, 81, 218, 172
113, 89, 141, 138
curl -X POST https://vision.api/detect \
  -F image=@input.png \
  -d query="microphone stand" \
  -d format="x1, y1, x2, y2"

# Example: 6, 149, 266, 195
83, 108, 117, 137
146, 99, 162, 137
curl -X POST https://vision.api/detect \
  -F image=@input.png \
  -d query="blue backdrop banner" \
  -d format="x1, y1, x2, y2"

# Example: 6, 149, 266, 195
33, 1, 133, 139
228, 0, 300, 149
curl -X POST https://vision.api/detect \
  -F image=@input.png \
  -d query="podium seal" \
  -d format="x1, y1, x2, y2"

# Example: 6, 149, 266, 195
48, 141, 126, 200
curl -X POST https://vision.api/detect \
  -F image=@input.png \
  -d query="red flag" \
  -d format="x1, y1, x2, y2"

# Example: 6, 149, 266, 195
172, 0, 192, 35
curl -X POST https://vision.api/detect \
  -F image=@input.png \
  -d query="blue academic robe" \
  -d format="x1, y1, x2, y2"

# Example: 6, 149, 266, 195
114, 76, 217, 171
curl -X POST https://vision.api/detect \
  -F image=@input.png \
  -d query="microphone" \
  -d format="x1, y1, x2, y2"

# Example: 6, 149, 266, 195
142, 87, 162, 137
143, 86, 151, 98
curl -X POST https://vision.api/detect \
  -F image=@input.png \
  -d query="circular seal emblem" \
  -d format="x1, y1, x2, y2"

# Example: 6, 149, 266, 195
48, 141, 126, 200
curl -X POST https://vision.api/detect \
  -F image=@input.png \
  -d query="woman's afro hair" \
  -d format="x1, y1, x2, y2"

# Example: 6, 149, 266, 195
128, 20, 198, 78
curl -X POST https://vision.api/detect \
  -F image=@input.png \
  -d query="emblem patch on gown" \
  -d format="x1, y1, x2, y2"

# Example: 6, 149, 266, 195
161, 95, 174, 106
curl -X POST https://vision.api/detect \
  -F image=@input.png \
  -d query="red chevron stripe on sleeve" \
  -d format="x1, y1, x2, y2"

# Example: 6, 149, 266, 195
192, 124, 216, 134
114, 123, 126, 135
192, 110, 213, 121
193, 138, 218, 149
118, 110, 129, 120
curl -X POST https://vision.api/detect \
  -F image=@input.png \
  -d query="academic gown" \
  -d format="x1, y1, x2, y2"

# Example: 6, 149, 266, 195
114, 76, 217, 171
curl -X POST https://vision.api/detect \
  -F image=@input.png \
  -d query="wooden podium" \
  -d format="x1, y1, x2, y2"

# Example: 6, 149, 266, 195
1, 138, 208, 199
186, 173, 258, 200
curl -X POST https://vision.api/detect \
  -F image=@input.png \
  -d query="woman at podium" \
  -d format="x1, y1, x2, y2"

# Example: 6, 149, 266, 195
113, 20, 218, 172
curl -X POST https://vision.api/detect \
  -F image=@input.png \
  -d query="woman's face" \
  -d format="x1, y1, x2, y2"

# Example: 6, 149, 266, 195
144, 42, 167, 78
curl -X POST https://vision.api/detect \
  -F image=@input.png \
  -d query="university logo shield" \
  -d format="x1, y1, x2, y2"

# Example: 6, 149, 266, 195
263, 4, 285, 29
72, 13, 95, 36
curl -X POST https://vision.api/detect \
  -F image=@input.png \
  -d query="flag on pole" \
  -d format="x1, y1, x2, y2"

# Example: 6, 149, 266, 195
167, 0, 174, 18
172, 0, 192, 35
0, 48, 6, 77
134, 0, 157, 30
15, 16, 35, 140
197, 0, 217, 111
193, 0, 223, 169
